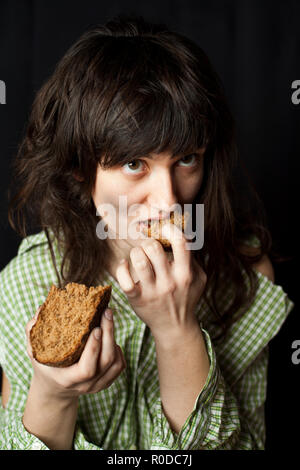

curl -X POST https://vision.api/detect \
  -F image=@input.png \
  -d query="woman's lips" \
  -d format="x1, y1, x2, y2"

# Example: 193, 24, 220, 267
138, 219, 177, 237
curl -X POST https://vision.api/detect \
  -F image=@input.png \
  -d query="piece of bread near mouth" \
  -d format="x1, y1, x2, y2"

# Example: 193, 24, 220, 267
140, 211, 190, 250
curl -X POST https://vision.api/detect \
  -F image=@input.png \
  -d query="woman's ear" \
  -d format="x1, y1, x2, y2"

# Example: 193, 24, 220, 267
73, 170, 84, 182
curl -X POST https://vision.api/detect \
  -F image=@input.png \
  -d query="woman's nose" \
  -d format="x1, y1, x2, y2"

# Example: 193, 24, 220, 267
148, 171, 178, 210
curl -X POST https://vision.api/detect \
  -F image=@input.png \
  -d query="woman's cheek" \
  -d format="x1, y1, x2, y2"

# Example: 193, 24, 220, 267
179, 172, 204, 202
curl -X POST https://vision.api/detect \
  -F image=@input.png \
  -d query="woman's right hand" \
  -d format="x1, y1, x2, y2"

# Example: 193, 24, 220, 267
25, 306, 126, 400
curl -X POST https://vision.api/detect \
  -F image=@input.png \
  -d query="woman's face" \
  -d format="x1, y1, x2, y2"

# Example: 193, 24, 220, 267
92, 148, 205, 251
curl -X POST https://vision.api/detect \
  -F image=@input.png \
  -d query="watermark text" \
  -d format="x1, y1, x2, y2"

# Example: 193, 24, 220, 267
0, 80, 6, 104
291, 340, 300, 364
291, 80, 300, 105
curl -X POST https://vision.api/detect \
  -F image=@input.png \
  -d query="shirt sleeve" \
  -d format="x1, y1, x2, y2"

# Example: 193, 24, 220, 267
0, 405, 102, 450
149, 272, 294, 450
150, 327, 267, 450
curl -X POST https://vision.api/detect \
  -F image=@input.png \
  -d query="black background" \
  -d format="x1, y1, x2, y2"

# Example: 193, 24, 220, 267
0, 0, 298, 449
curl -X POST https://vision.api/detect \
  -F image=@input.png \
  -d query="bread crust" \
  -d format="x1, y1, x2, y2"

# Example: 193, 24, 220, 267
141, 212, 189, 250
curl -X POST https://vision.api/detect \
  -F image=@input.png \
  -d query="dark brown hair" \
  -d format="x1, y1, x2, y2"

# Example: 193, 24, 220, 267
7, 14, 274, 339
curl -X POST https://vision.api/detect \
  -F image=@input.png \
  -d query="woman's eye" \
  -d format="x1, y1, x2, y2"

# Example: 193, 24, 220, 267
122, 160, 145, 174
121, 153, 200, 175
178, 154, 198, 167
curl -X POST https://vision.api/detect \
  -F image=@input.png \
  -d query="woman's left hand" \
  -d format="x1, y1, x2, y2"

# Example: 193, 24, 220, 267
116, 223, 207, 339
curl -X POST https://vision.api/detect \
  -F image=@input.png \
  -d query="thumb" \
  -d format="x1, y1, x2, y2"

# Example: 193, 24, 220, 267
78, 326, 102, 377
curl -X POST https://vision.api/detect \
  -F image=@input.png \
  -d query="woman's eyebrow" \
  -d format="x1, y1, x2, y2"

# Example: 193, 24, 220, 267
143, 148, 205, 160
142, 154, 178, 160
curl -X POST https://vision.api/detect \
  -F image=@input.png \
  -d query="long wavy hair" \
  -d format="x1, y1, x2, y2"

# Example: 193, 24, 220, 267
7, 14, 274, 339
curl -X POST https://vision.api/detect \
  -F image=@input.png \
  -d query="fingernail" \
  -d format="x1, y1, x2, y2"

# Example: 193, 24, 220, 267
94, 327, 101, 340
105, 308, 113, 320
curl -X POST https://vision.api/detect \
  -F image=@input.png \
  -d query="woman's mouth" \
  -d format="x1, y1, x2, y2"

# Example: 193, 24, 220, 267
138, 218, 169, 231
138, 212, 175, 227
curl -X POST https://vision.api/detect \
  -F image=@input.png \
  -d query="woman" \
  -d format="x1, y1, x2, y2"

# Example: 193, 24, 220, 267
0, 15, 294, 450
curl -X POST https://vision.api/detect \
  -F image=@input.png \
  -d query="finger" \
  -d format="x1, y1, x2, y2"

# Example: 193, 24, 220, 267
141, 239, 170, 281
130, 246, 155, 284
91, 344, 126, 393
77, 326, 102, 379
161, 223, 191, 273
98, 308, 118, 374
116, 258, 141, 299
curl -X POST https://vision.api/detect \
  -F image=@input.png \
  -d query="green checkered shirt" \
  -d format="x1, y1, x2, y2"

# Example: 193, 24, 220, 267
0, 230, 294, 449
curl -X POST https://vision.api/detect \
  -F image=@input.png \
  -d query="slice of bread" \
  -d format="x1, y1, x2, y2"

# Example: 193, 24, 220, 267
141, 211, 189, 250
30, 283, 111, 367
